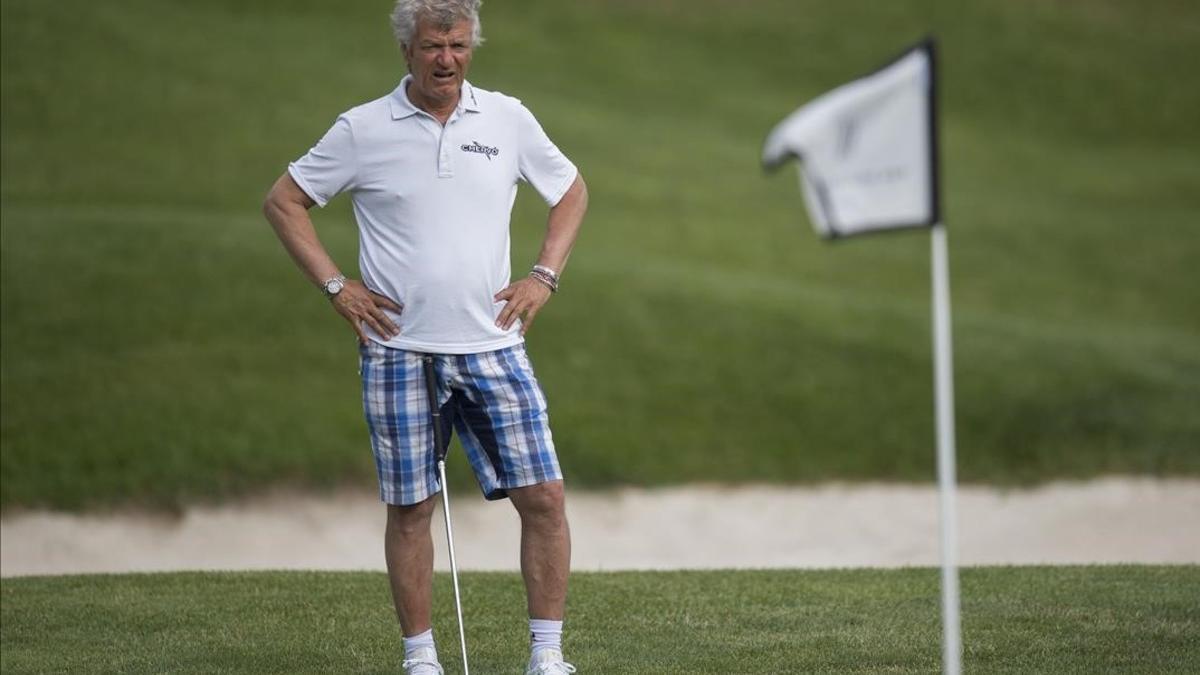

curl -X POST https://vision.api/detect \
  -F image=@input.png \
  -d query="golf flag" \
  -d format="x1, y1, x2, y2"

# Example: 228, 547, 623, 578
763, 37, 962, 675
762, 38, 938, 238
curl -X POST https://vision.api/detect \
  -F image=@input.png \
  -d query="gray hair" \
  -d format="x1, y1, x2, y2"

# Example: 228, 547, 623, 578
391, 0, 484, 49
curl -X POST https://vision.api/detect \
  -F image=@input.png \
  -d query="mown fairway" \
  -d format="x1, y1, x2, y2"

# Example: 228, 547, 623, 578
2, 566, 1197, 674
3, 0, 1199, 509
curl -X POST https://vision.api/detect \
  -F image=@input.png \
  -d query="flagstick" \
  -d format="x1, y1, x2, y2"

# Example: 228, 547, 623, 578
931, 222, 961, 675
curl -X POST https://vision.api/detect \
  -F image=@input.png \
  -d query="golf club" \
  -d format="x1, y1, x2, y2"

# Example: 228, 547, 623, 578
422, 355, 470, 675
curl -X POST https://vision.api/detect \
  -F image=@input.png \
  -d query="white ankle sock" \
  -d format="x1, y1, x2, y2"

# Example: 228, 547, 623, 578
529, 618, 563, 657
403, 628, 436, 660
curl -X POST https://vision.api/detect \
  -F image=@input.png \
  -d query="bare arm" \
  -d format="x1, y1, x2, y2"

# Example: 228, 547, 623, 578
495, 173, 589, 335
533, 172, 589, 275
262, 172, 401, 343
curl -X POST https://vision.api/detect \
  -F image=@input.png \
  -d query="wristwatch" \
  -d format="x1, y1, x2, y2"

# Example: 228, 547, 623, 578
321, 274, 346, 298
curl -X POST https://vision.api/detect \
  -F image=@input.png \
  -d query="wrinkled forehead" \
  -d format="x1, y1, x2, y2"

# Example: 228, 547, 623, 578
412, 15, 474, 43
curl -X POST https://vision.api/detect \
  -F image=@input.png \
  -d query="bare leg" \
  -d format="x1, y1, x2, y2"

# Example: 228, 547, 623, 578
508, 480, 571, 619
385, 498, 438, 635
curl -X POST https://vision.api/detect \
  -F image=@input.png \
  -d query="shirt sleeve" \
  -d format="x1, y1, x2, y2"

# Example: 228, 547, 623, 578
516, 103, 578, 207
287, 116, 357, 208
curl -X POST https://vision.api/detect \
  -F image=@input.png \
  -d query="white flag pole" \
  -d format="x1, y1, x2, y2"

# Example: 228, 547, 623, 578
931, 221, 961, 675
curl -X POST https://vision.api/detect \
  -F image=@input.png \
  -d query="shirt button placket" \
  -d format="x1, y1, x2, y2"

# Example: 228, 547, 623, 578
437, 116, 455, 178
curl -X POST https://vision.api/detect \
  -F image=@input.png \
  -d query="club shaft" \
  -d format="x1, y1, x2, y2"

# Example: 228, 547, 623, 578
439, 460, 470, 675
423, 356, 468, 674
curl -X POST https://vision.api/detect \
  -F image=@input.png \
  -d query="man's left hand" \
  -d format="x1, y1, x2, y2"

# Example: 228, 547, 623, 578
494, 277, 553, 335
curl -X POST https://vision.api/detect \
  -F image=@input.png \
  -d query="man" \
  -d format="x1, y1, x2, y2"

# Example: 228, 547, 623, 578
262, 1, 586, 673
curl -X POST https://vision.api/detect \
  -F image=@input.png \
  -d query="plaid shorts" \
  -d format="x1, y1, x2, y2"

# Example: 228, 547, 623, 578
359, 341, 562, 506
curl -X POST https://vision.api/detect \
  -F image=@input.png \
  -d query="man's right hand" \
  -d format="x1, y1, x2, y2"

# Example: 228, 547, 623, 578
330, 279, 402, 344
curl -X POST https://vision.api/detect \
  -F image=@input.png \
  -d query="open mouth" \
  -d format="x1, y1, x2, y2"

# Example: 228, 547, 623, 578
433, 70, 456, 82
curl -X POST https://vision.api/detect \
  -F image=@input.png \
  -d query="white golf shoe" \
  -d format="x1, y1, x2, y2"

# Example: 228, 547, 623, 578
401, 646, 444, 675
525, 648, 577, 674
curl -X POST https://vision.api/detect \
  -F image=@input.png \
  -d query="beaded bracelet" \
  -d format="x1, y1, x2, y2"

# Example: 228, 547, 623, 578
529, 269, 559, 293
532, 265, 560, 283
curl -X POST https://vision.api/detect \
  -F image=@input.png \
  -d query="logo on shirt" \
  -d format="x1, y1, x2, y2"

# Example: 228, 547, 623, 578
461, 141, 500, 160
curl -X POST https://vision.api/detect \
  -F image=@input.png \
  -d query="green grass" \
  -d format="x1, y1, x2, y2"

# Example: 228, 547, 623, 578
2, 566, 1197, 673
3, 0, 1200, 509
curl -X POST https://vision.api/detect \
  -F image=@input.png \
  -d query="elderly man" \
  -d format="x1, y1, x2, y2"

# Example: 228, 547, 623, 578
262, 1, 586, 673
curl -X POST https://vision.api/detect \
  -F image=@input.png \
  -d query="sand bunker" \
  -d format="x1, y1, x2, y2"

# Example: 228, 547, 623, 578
2, 478, 1197, 577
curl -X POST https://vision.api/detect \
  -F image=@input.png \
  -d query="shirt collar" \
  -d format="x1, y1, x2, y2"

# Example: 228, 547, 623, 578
389, 75, 481, 120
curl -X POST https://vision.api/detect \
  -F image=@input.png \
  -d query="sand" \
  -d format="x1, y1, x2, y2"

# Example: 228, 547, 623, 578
2, 478, 1197, 577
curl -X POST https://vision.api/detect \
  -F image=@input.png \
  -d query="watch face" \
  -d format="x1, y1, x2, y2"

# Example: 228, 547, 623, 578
326, 279, 344, 295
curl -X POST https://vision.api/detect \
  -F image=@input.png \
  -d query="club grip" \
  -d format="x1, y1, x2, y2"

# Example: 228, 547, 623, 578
422, 355, 448, 463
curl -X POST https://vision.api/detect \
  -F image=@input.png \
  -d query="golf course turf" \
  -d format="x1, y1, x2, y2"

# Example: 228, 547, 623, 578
3, 0, 1198, 510
3, 566, 1198, 673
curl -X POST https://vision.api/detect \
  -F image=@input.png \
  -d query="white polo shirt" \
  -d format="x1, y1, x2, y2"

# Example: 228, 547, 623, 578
288, 76, 578, 354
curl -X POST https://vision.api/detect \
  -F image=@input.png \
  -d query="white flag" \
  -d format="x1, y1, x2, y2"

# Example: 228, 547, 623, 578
763, 38, 939, 238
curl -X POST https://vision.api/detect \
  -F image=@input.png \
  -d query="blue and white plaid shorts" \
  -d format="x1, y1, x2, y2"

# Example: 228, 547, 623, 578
359, 340, 562, 506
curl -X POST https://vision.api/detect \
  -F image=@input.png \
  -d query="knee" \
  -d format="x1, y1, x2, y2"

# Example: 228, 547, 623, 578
386, 498, 437, 538
511, 481, 566, 522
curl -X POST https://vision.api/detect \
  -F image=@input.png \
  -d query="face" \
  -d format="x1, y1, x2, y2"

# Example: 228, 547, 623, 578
404, 18, 474, 109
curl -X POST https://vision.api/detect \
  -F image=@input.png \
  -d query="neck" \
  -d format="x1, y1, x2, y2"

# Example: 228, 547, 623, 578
406, 81, 459, 124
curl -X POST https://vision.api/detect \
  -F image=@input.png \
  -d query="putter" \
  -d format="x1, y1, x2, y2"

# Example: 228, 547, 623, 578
422, 355, 470, 675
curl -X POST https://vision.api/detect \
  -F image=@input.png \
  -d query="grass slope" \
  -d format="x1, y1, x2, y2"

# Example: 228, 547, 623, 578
3, 0, 1199, 508
3, 566, 1198, 673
